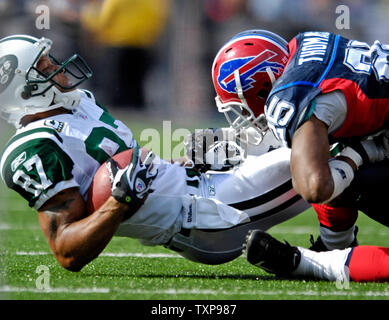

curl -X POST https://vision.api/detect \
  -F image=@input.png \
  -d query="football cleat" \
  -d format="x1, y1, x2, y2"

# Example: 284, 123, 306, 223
309, 226, 359, 252
244, 229, 301, 276
308, 234, 328, 252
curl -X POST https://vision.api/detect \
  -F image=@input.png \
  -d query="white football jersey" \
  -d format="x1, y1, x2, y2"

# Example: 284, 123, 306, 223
117, 147, 310, 246
0, 90, 310, 249
0, 90, 137, 209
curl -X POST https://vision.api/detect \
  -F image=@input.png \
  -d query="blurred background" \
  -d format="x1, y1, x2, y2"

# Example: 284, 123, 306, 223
0, 0, 388, 297
0, 0, 387, 125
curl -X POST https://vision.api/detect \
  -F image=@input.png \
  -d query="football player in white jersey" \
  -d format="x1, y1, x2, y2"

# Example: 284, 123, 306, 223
0, 34, 312, 271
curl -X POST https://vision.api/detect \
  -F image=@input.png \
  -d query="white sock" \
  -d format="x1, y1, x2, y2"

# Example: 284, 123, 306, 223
320, 225, 356, 250
292, 247, 352, 281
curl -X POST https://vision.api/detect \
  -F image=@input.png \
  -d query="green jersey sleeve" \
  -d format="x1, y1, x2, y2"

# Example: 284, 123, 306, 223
1, 132, 78, 210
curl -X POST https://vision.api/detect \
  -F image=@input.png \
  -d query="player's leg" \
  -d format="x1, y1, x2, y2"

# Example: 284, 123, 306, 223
165, 149, 311, 265
347, 246, 389, 282
353, 159, 389, 227
245, 230, 389, 282
310, 160, 389, 251
310, 203, 358, 251
245, 229, 351, 281
293, 245, 389, 282
205, 148, 310, 228
164, 166, 253, 265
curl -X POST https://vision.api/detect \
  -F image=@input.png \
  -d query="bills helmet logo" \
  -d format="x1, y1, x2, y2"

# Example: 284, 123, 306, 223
217, 49, 284, 94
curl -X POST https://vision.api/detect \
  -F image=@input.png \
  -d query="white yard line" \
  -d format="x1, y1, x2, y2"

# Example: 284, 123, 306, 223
269, 226, 318, 234
0, 224, 40, 230
1, 285, 389, 297
16, 251, 50, 256
0, 286, 109, 294
15, 251, 183, 258
116, 288, 389, 297
100, 252, 182, 258
270, 226, 389, 236
3, 223, 389, 236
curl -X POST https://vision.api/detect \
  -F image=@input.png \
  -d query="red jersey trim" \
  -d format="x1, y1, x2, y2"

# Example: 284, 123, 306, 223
319, 78, 389, 137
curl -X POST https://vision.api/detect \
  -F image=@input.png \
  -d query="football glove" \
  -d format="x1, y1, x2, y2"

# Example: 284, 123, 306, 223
109, 146, 158, 206
203, 140, 244, 171
184, 128, 243, 172
344, 130, 389, 167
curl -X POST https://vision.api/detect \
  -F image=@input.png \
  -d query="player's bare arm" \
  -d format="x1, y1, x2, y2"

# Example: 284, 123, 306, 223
290, 115, 358, 204
38, 187, 128, 272
290, 115, 333, 203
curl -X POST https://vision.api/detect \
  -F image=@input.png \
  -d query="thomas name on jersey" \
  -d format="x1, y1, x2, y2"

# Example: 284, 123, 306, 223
298, 32, 331, 65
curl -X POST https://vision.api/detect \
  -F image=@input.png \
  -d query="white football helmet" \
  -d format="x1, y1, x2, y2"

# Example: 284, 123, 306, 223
0, 34, 92, 128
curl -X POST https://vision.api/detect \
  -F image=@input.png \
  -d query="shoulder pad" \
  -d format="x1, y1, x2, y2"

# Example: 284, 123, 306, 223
0, 128, 75, 208
80, 89, 96, 102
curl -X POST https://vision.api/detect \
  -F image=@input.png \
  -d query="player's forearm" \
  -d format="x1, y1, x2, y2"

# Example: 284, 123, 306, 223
290, 115, 344, 203
53, 197, 128, 271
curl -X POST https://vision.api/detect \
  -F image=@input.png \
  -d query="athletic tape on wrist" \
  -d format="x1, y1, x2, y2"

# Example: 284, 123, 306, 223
327, 159, 355, 202
339, 146, 363, 168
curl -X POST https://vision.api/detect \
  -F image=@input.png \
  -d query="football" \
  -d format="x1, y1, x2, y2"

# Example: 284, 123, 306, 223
86, 147, 150, 215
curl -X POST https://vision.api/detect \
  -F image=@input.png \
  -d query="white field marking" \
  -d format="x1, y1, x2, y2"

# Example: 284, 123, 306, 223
2, 224, 316, 232
0, 286, 109, 294
0, 223, 40, 230
15, 251, 184, 258
269, 226, 317, 234
16, 251, 49, 256
3, 223, 389, 236
270, 225, 389, 236
1, 286, 389, 297
101, 252, 182, 258
113, 288, 389, 297
0, 225, 319, 234
0, 223, 12, 230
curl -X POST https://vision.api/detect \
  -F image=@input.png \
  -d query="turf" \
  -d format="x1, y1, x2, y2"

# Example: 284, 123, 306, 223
1, 198, 389, 301
1, 118, 389, 301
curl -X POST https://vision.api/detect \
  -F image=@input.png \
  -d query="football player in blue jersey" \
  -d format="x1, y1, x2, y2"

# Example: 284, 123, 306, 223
211, 29, 389, 282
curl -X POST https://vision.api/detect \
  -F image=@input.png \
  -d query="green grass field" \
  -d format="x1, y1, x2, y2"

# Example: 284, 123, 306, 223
1, 115, 389, 302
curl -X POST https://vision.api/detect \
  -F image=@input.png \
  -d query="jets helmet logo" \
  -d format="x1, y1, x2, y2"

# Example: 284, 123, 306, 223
0, 54, 18, 93
217, 49, 284, 94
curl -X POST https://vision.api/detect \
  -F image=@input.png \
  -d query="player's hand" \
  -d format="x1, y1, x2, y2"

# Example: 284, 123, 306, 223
184, 128, 231, 164
359, 129, 389, 162
379, 130, 389, 158
203, 140, 244, 171
344, 130, 389, 166
110, 146, 158, 206
184, 128, 242, 171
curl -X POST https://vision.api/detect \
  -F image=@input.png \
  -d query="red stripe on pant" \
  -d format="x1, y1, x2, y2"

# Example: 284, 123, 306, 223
348, 246, 389, 282
312, 203, 358, 231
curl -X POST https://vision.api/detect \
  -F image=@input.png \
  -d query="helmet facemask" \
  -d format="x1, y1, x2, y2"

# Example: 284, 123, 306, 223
212, 29, 289, 145
0, 35, 93, 128
23, 44, 92, 99
215, 69, 269, 145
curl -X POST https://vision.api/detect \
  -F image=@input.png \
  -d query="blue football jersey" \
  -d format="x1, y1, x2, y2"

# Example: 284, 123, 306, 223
265, 31, 389, 147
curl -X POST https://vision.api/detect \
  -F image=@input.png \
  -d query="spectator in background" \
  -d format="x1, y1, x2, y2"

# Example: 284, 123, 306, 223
27, 0, 84, 61
81, 0, 171, 109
